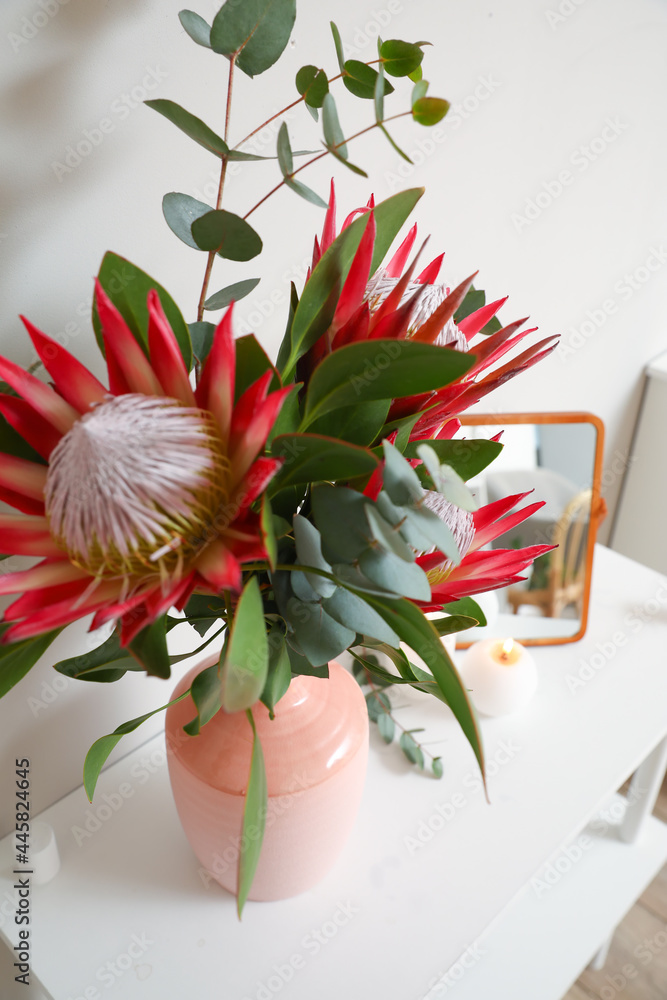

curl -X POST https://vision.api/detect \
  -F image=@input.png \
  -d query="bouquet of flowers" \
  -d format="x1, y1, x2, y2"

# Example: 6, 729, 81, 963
0, 1, 556, 911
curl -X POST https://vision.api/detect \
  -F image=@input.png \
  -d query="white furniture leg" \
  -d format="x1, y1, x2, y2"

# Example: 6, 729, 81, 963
620, 736, 667, 844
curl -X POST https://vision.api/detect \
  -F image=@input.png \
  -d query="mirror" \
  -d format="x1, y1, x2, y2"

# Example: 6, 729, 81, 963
454, 412, 606, 646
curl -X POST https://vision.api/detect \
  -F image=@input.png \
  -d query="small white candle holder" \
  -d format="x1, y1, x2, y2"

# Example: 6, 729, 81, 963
460, 637, 538, 717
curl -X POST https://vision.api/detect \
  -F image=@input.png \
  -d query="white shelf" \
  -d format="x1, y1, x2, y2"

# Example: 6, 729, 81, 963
1, 545, 667, 998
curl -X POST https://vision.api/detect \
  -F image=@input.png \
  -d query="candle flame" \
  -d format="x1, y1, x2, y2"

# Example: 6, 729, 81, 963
501, 638, 514, 657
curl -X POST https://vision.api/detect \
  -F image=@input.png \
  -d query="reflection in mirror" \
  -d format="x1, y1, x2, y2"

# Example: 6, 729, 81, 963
455, 413, 605, 646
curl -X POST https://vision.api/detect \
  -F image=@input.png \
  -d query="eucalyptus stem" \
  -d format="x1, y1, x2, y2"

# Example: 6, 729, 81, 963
243, 110, 413, 221
365, 671, 440, 767
197, 54, 237, 322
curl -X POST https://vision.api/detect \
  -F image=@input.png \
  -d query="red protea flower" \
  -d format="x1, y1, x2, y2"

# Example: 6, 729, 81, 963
416, 490, 555, 610
299, 182, 558, 438
0, 285, 289, 645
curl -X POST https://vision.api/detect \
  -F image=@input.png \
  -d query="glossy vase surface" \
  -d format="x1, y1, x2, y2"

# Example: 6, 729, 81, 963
165, 659, 369, 901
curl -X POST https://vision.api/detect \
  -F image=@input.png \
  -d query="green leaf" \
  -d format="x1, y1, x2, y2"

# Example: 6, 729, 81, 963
191, 210, 263, 261
307, 399, 389, 447
400, 730, 424, 768
374, 45, 386, 123
260, 494, 278, 572
360, 595, 485, 786
441, 596, 487, 627
93, 252, 192, 370
358, 546, 431, 601
411, 80, 429, 104
189, 321, 216, 366
322, 93, 348, 158
404, 438, 503, 482
343, 60, 394, 100
128, 616, 170, 679
293, 515, 336, 598
277, 122, 293, 177
284, 176, 328, 208
432, 756, 444, 779
302, 340, 474, 427
270, 434, 380, 490
260, 625, 291, 716
312, 484, 373, 563
322, 587, 400, 645
330, 21, 345, 73
83, 691, 190, 800
0, 628, 61, 698
408, 66, 423, 83
327, 143, 368, 178
145, 99, 229, 157
377, 711, 395, 744
234, 334, 275, 401
365, 505, 415, 562
210, 0, 296, 78
366, 688, 390, 723
267, 385, 301, 444
183, 593, 225, 637
179, 10, 212, 47
163, 192, 212, 250
412, 97, 450, 127
183, 662, 222, 735
295, 65, 329, 108
429, 614, 479, 636
417, 445, 478, 511
204, 278, 260, 311
379, 124, 413, 163
381, 439, 423, 506
54, 630, 140, 684
220, 577, 268, 712
285, 596, 355, 664
237, 711, 268, 916
278, 188, 425, 380
380, 39, 424, 77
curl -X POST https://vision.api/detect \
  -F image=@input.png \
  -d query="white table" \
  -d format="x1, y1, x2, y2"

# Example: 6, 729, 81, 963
2, 544, 667, 999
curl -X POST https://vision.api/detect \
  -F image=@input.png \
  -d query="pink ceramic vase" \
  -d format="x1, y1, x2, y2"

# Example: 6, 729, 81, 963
165, 658, 369, 901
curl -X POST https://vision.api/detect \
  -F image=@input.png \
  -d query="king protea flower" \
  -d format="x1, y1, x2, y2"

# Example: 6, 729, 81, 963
300, 182, 558, 439
0, 284, 289, 645
417, 490, 555, 610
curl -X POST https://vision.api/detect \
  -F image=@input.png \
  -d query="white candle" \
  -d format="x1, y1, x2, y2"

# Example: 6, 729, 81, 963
459, 638, 538, 717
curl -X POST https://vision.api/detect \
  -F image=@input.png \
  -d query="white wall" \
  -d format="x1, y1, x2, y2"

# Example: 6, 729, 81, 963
1, 0, 666, 828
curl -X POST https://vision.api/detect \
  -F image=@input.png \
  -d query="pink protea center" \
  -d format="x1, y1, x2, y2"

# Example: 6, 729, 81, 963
364, 267, 469, 350
44, 394, 230, 584
421, 491, 475, 582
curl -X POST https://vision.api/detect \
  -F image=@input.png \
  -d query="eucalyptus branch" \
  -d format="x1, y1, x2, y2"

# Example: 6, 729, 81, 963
232, 60, 383, 151
243, 110, 413, 221
197, 53, 237, 322
363, 668, 443, 774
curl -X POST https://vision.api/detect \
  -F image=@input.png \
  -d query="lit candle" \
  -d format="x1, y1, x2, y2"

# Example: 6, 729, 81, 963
459, 637, 538, 717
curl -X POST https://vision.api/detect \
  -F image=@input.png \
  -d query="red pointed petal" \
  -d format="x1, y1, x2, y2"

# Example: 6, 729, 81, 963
0, 355, 78, 435
229, 370, 271, 443
235, 457, 283, 508
0, 453, 47, 500
369, 285, 425, 341
0, 559, 88, 596
416, 252, 444, 285
0, 394, 60, 459
229, 385, 292, 485
95, 281, 163, 397
457, 296, 508, 340
385, 224, 417, 278
0, 515, 62, 557
147, 290, 196, 406
331, 302, 371, 350
0, 487, 43, 516
332, 211, 376, 331
471, 500, 547, 551
4, 579, 96, 622
195, 541, 242, 592
320, 179, 337, 255
196, 307, 236, 443
409, 272, 478, 345
472, 491, 535, 531
20, 317, 107, 413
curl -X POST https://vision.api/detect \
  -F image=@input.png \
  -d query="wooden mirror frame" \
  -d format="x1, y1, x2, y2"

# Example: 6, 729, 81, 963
455, 411, 606, 647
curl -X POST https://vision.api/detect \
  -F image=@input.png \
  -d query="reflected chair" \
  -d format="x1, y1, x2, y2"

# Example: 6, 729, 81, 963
507, 488, 593, 619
